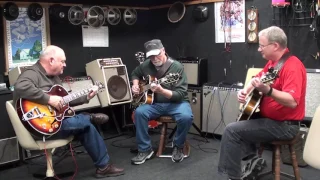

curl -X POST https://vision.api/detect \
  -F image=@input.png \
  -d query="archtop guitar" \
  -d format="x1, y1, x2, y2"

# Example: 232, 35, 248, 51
16, 82, 105, 138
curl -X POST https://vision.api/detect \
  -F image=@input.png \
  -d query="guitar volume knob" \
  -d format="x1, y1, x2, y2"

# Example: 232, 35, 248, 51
49, 128, 53, 132
54, 124, 59, 128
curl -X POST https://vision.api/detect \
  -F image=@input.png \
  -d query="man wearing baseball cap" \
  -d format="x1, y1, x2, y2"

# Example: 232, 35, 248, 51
131, 39, 193, 164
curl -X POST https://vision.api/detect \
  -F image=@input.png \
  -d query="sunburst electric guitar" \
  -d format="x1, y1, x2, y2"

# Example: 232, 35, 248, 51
131, 73, 181, 109
237, 68, 279, 121
16, 82, 105, 138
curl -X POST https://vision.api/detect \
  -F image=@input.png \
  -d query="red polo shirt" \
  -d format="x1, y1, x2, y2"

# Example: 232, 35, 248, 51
256, 51, 306, 121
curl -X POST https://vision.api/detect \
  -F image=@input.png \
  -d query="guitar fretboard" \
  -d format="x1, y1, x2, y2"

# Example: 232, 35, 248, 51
142, 78, 168, 91
63, 88, 91, 104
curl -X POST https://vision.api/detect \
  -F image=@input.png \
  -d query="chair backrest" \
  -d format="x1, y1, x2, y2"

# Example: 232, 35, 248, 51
303, 105, 320, 170
244, 68, 263, 87
239, 68, 263, 110
6, 100, 39, 150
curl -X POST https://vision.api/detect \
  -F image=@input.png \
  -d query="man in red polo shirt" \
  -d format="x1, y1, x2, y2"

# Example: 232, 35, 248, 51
217, 26, 306, 180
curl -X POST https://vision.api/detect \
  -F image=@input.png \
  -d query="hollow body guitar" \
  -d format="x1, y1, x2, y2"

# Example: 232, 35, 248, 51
237, 68, 279, 121
131, 73, 180, 109
16, 82, 105, 138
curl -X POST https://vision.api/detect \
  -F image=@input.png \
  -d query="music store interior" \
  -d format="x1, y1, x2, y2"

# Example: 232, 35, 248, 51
0, 0, 320, 179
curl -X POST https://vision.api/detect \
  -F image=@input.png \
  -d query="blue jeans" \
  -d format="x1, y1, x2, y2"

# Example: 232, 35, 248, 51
55, 114, 109, 168
218, 118, 300, 179
134, 102, 193, 152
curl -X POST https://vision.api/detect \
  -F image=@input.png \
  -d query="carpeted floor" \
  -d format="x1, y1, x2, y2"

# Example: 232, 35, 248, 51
0, 129, 319, 180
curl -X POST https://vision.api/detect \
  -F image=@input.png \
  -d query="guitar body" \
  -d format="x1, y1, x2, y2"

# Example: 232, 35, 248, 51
132, 75, 156, 108
237, 67, 280, 121
16, 85, 75, 138
237, 89, 262, 121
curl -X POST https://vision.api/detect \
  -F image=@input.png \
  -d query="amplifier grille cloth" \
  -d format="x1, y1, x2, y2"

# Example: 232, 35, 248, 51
202, 86, 240, 135
305, 73, 320, 118
0, 137, 19, 165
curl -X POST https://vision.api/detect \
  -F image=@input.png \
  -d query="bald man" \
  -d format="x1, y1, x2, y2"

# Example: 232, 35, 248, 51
13, 45, 124, 178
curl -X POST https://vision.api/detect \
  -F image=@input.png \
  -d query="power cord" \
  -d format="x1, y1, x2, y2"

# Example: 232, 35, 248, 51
211, 82, 231, 135
189, 135, 218, 154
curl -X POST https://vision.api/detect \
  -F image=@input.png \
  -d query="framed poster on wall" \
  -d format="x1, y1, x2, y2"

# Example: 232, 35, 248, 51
3, 5, 51, 74
215, 0, 245, 43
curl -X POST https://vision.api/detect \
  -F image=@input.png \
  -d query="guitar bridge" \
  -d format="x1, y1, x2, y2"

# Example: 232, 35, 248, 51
22, 106, 45, 121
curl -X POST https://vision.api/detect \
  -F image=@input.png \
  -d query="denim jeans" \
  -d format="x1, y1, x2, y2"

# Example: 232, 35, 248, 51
134, 101, 193, 152
218, 118, 300, 179
54, 114, 109, 168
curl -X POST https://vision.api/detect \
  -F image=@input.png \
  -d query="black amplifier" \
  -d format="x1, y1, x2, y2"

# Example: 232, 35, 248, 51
176, 57, 207, 87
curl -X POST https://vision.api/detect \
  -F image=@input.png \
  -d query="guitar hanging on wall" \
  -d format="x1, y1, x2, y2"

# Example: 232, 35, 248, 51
16, 82, 105, 138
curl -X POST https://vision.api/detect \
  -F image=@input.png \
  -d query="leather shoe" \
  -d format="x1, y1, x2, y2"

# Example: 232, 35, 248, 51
90, 113, 109, 125
95, 164, 124, 178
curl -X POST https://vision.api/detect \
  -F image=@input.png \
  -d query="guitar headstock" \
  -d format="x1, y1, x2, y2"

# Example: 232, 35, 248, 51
135, 52, 145, 64
261, 68, 279, 85
94, 81, 106, 92
163, 73, 181, 85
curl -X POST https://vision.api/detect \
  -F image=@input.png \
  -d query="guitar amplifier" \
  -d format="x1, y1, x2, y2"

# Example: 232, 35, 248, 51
62, 76, 101, 111
168, 87, 202, 135
176, 57, 207, 87
304, 69, 320, 121
0, 137, 20, 165
202, 83, 241, 135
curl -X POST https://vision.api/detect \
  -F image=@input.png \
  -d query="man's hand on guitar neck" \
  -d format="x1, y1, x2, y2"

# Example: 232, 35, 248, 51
251, 77, 271, 95
150, 83, 163, 93
48, 95, 64, 111
87, 85, 99, 100
150, 83, 173, 99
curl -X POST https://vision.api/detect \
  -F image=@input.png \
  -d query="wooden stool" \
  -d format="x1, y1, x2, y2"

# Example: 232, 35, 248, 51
156, 116, 190, 158
258, 134, 301, 180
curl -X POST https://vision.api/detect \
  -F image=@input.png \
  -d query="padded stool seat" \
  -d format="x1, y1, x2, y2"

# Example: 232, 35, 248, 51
156, 116, 190, 158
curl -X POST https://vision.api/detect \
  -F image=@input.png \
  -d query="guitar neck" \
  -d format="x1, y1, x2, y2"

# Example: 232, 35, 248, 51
142, 78, 167, 91
63, 88, 91, 104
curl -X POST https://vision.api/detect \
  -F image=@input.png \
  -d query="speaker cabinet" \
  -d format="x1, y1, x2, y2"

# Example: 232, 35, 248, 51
305, 69, 320, 120
0, 137, 20, 165
8, 65, 32, 86
202, 84, 241, 135
86, 59, 132, 107
168, 87, 202, 135
177, 57, 208, 86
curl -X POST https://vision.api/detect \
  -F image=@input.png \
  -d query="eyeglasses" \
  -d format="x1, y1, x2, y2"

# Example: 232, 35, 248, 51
258, 43, 273, 49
